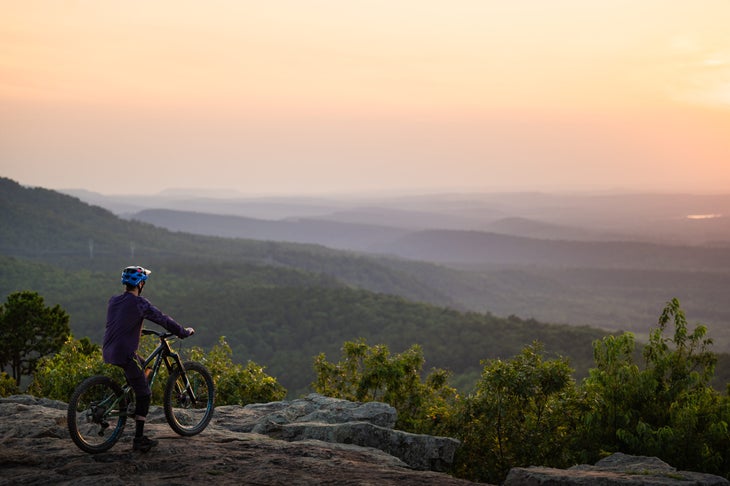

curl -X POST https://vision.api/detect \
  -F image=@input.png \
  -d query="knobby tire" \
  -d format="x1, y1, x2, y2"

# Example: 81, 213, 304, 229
67, 375, 128, 454
163, 361, 215, 436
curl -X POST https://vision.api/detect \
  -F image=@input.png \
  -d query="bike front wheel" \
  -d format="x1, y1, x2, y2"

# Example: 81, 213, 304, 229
67, 375, 129, 453
163, 361, 215, 436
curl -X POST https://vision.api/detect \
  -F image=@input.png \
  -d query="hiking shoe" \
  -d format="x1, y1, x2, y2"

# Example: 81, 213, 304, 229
132, 435, 158, 453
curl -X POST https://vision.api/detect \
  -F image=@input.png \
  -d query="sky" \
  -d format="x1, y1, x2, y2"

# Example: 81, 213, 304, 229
1, 0, 730, 196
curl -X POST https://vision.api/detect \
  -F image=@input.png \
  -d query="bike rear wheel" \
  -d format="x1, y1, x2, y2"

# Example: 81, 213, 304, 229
67, 375, 128, 453
163, 361, 215, 436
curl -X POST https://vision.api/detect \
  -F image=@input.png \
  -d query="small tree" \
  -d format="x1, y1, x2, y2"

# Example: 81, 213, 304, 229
620, 298, 723, 472
0, 291, 71, 386
449, 342, 579, 483
312, 338, 457, 433
577, 332, 642, 462
578, 298, 729, 477
0, 371, 18, 397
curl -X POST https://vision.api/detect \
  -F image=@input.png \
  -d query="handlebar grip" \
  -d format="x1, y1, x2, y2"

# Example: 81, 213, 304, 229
141, 329, 175, 338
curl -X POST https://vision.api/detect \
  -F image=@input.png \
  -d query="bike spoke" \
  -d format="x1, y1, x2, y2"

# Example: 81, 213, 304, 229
164, 362, 215, 436
67, 376, 128, 453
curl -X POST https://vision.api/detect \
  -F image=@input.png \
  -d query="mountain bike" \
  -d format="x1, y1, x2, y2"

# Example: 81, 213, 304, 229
67, 328, 215, 453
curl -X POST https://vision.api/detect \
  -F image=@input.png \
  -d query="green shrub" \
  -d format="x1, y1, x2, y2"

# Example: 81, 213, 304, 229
29, 334, 286, 406
188, 336, 287, 405
27, 337, 123, 401
447, 342, 580, 483
312, 338, 457, 433
578, 298, 729, 477
0, 371, 18, 397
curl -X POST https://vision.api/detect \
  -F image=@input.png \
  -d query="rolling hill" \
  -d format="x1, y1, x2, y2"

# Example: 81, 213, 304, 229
123, 199, 730, 354
131, 208, 409, 253
2, 177, 728, 394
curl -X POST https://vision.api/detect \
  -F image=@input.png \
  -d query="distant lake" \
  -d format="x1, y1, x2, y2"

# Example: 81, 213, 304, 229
686, 214, 723, 220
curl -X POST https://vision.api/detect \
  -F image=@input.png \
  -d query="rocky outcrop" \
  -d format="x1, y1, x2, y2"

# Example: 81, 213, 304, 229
2, 394, 728, 486
504, 452, 729, 486
213, 393, 459, 471
0, 394, 474, 486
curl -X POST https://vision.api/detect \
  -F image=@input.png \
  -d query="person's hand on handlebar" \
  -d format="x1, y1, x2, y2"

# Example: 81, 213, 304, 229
183, 327, 195, 338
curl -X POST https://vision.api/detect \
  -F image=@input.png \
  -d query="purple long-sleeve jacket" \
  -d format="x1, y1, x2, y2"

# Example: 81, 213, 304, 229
102, 292, 190, 365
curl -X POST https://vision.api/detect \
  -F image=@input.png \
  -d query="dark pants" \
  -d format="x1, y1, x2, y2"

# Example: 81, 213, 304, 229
120, 354, 151, 419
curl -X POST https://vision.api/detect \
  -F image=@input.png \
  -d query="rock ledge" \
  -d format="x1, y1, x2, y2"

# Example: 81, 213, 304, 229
505, 452, 729, 486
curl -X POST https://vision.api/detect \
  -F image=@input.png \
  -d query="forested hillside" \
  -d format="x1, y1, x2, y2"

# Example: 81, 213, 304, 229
132, 208, 409, 252
375, 229, 730, 270
1, 177, 728, 395
126, 194, 730, 354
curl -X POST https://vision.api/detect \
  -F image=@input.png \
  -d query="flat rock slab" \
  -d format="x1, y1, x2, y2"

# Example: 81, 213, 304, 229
0, 396, 478, 486
504, 453, 729, 486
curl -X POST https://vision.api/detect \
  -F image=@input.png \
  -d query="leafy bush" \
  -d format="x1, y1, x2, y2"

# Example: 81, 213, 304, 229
446, 342, 580, 483
27, 337, 123, 401
29, 334, 286, 406
312, 338, 457, 433
0, 371, 18, 397
187, 336, 286, 405
578, 298, 729, 477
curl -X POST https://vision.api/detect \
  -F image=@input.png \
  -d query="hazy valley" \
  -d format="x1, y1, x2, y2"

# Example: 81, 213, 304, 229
2, 177, 729, 396
72, 186, 730, 353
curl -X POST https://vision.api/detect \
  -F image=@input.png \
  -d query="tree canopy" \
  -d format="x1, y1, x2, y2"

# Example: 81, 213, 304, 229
0, 291, 70, 385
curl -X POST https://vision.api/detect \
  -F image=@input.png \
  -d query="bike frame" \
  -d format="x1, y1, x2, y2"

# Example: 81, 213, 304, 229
121, 330, 197, 410
142, 329, 186, 388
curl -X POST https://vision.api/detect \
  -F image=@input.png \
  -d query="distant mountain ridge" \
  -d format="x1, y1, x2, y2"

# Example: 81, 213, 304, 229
66, 187, 730, 246
373, 229, 730, 271
2, 177, 730, 394
129, 208, 616, 253
485, 216, 614, 240
128, 208, 730, 273
131, 208, 409, 253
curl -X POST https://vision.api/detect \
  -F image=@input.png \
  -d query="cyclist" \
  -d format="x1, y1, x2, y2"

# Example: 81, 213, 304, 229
102, 265, 195, 452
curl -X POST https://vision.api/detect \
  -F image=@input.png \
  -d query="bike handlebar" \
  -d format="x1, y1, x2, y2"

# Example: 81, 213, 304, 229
142, 327, 195, 340
142, 329, 177, 339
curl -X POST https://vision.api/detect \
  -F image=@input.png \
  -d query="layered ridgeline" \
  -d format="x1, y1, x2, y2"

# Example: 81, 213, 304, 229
122, 195, 730, 355
1, 177, 727, 395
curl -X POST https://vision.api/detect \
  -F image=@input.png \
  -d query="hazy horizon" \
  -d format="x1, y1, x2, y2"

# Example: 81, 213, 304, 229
2, 1, 730, 196
57, 182, 730, 200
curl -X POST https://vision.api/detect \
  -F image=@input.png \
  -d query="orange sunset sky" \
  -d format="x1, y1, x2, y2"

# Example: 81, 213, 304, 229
1, 0, 729, 196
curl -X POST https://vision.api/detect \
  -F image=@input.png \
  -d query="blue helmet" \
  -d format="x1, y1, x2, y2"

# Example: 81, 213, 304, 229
121, 266, 151, 286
